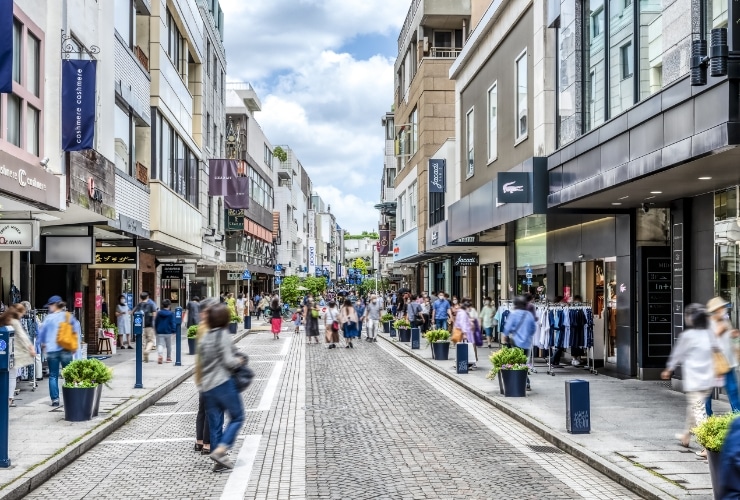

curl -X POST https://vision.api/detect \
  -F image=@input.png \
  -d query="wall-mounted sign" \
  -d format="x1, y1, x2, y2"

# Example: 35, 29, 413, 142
227, 272, 242, 281
428, 159, 446, 193
89, 246, 138, 269
0, 220, 40, 251
225, 209, 245, 231
308, 241, 317, 275
452, 254, 479, 267
182, 263, 197, 274
161, 265, 183, 279
0, 151, 62, 208
497, 172, 530, 203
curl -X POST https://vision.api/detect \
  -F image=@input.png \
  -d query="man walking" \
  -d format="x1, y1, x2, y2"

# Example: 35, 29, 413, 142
38, 296, 81, 406
133, 292, 157, 362
432, 292, 451, 330
364, 294, 383, 342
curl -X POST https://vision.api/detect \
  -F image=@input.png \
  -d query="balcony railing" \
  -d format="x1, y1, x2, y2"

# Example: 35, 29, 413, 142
429, 47, 462, 58
398, 0, 422, 51
136, 161, 148, 185
134, 45, 149, 71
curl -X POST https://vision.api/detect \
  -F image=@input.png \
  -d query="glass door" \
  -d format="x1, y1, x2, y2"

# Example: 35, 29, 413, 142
604, 259, 617, 365
715, 187, 740, 328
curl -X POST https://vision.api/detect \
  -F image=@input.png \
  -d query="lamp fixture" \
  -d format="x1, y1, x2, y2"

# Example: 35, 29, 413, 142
205, 227, 215, 237
611, 202, 622, 206
691, 28, 728, 86
215, 234, 225, 243
699, 176, 712, 180
650, 191, 662, 194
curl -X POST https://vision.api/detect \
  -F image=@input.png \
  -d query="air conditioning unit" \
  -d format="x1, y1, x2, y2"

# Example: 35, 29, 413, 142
423, 37, 429, 54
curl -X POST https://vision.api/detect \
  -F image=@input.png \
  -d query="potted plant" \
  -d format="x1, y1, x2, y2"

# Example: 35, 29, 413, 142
381, 313, 394, 334
694, 413, 738, 496
229, 311, 240, 334
487, 347, 529, 397
425, 329, 451, 360
61, 358, 113, 421
394, 318, 411, 342
101, 314, 118, 353
187, 325, 198, 354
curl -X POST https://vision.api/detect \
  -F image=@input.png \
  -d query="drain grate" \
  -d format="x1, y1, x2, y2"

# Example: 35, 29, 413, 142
153, 401, 178, 407
527, 445, 564, 454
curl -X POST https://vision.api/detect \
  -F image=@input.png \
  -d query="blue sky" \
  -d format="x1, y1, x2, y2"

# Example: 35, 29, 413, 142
219, 0, 409, 234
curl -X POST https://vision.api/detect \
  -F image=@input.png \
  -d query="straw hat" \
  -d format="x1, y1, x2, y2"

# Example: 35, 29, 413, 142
707, 297, 729, 313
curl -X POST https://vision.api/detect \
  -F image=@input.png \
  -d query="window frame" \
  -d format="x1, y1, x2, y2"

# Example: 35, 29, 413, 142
465, 106, 475, 179
487, 81, 498, 163
114, 101, 134, 176
621, 42, 633, 80
114, 0, 135, 48
515, 48, 529, 144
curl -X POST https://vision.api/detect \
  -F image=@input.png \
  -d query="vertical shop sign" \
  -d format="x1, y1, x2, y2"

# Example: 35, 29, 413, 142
672, 223, 683, 341
208, 159, 238, 196
224, 176, 249, 209
378, 229, 390, 256
61, 60, 97, 151
428, 159, 445, 193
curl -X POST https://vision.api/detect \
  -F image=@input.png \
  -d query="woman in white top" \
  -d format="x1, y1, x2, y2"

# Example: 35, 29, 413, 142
662, 304, 716, 447
323, 301, 340, 349
236, 294, 246, 320
115, 294, 132, 349
705, 296, 740, 415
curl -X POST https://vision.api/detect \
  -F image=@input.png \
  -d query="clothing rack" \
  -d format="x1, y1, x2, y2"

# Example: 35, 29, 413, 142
17, 309, 43, 391
534, 301, 598, 377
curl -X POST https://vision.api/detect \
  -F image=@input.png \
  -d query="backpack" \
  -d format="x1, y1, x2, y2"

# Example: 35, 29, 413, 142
57, 313, 78, 352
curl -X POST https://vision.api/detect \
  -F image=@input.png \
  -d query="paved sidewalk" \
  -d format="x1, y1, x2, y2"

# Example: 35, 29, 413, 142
379, 333, 720, 499
0, 324, 261, 500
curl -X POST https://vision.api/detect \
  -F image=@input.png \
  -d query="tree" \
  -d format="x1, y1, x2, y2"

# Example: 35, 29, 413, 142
303, 276, 327, 298
351, 257, 368, 276
279, 276, 301, 307
358, 278, 390, 298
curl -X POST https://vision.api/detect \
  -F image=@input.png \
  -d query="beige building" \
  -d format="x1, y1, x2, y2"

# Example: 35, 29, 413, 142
392, 0, 471, 292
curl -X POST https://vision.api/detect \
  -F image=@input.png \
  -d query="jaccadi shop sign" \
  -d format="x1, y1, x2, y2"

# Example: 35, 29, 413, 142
453, 254, 479, 267
0, 220, 40, 251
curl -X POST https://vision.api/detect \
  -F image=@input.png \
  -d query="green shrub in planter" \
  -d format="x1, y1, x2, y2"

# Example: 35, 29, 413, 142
393, 318, 411, 330
694, 413, 738, 452
187, 325, 198, 339
62, 358, 113, 388
424, 329, 450, 346
487, 347, 529, 379
381, 313, 394, 323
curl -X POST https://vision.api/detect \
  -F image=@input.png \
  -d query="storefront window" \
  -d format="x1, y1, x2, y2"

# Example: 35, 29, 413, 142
609, 0, 634, 116
583, 0, 606, 132
715, 187, 740, 327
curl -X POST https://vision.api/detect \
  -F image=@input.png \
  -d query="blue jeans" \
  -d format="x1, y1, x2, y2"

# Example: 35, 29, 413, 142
435, 319, 447, 330
706, 369, 740, 416
47, 350, 73, 402
204, 378, 244, 449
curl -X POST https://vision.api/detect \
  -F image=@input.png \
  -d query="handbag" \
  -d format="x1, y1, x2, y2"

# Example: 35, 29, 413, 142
218, 330, 254, 392
709, 330, 732, 376
311, 309, 319, 319
451, 326, 463, 343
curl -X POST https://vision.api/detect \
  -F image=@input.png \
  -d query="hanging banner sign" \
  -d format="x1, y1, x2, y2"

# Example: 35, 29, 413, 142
208, 159, 239, 196
428, 159, 446, 193
61, 60, 97, 151
224, 176, 249, 209
379, 229, 390, 256
0, 0, 12, 93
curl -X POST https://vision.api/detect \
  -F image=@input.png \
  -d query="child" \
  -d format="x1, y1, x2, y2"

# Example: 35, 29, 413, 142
293, 309, 302, 334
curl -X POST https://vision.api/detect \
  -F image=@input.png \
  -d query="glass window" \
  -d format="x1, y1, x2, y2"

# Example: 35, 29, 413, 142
434, 31, 452, 48
114, 105, 131, 174
409, 182, 417, 226
160, 120, 172, 186
466, 107, 474, 178
410, 107, 418, 155
12, 19, 21, 84
25, 106, 39, 156
385, 118, 394, 140
398, 194, 406, 233
206, 113, 211, 149
7, 94, 20, 147
114, 0, 132, 45
206, 39, 211, 76
609, 0, 634, 116
515, 50, 528, 140
27, 34, 39, 97
583, 0, 606, 133
487, 83, 497, 161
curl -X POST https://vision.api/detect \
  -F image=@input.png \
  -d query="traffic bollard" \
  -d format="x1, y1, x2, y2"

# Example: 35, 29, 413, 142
456, 343, 468, 374
0, 326, 14, 467
175, 307, 182, 367
133, 312, 143, 389
411, 327, 420, 349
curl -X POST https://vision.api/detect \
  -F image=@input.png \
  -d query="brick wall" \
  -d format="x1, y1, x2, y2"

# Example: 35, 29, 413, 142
115, 173, 151, 231
69, 150, 116, 220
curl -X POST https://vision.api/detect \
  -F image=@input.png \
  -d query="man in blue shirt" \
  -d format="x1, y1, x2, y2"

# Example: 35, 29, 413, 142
432, 292, 451, 330
38, 296, 81, 406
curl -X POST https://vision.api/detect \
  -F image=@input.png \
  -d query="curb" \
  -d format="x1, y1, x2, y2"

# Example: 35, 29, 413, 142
0, 329, 252, 500
379, 336, 671, 500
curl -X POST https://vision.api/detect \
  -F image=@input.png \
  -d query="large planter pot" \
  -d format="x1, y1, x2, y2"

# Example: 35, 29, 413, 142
229, 322, 238, 334
431, 341, 450, 360
187, 338, 196, 355
499, 369, 528, 397
62, 386, 97, 422
398, 328, 411, 342
92, 384, 103, 417
708, 450, 721, 499
382, 321, 391, 334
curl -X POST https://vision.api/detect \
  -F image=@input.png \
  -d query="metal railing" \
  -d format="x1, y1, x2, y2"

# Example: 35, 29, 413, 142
398, 0, 422, 51
134, 45, 149, 71
429, 47, 462, 58
226, 82, 255, 92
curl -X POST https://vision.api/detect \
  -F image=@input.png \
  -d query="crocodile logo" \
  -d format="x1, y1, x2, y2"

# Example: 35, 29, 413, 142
503, 181, 524, 193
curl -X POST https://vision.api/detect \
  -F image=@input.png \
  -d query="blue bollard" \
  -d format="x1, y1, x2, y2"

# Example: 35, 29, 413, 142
411, 327, 420, 349
175, 307, 182, 367
133, 312, 143, 389
0, 326, 14, 467
456, 343, 468, 374
566, 380, 591, 434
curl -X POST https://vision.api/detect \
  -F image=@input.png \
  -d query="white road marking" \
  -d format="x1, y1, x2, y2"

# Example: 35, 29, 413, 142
279, 336, 293, 356
101, 437, 193, 445
219, 435, 262, 499
258, 361, 284, 411
138, 411, 197, 417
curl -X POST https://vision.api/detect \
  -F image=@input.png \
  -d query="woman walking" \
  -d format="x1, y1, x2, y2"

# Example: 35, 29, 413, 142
257, 296, 269, 320
324, 300, 340, 349
340, 299, 360, 349
194, 297, 218, 458
481, 297, 496, 348
661, 304, 716, 448
304, 298, 320, 344
0, 304, 35, 407
705, 296, 740, 416
195, 303, 245, 471
154, 299, 177, 364
270, 297, 282, 340
354, 298, 366, 340
115, 295, 132, 349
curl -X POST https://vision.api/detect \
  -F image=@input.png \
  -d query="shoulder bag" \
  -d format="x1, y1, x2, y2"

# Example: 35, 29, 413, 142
708, 329, 732, 376
218, 329, 254, 392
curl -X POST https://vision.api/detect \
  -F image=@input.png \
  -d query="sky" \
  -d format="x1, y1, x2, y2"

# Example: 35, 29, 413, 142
219, 0, 409, 235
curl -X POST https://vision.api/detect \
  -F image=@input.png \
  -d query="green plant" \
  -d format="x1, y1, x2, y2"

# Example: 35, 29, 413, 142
187, 325, 198, 339
694, 413, 739, 452
101, 314, 118, 334
487, 347, 529, 378
393, 318, 411, 329
62, 359, 113, 388
273, 145, 288, 163
424, 329, 450, 345
381, 313, 394, 323
230, 311, 240, 323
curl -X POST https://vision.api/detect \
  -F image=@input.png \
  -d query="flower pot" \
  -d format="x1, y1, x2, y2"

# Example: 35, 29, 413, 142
229, 322, 238, 334
187, 338, 196, 355
398, 328, 411, 342
62, 386, 97, 422
499, 369, 528, 397
431, 341, 450, 360
383, 322, 391, 334
389, 325, 397, 337
708, 450, 721, 499
92, 384, 103, 417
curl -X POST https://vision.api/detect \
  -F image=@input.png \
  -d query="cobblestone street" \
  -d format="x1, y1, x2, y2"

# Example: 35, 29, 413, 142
24, 326, 639, 499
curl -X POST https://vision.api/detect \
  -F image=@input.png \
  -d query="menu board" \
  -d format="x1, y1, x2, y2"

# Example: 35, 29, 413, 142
672, 223, 684, 340
639, 247, 672, 369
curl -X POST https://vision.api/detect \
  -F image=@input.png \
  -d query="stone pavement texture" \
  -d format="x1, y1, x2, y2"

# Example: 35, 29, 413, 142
380, 333, 719, 499
21, 321, 639, 500
0, 325, 253, 500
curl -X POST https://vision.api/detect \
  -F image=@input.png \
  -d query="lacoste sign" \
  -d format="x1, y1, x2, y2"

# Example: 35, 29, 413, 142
453, 254, 478, 267
497, 172, 529, 203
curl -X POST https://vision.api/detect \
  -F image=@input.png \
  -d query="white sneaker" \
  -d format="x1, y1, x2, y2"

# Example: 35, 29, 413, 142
571, 359, 581, 367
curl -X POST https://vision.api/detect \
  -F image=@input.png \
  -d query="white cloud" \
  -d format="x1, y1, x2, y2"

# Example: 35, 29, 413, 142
313, 186, 379, 234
